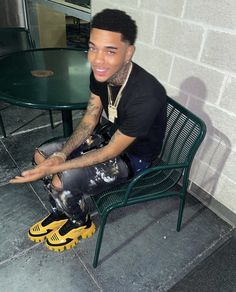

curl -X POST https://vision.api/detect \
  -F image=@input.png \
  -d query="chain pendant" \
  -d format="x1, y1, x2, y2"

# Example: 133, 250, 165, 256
108, 104, 117, 123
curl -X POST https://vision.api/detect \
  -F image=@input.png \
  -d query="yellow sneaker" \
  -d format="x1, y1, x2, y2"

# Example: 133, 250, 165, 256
45, 215, 96, 251
28, 212, 68, 243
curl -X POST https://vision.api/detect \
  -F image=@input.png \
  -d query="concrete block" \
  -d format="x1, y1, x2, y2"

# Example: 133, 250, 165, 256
220, 76, 236, 114
184, 0, 236, 29
155, 17, 204, 59
164, 84, 189, 106
91, 1, 119, 15
140, 0, 185, 17
222, 150, 236, 182
170, 57, 224, 104
134, 44, 172, 81
201, 31, 236, 73
125, 9, 156, 44
197, 135, 233, 181
190, 159, 220, 196
214, 175, 236, 213
190, 160, 236, 213
204, 105, 236, 147
188, 98, 236, 147
119, 0, 139, 9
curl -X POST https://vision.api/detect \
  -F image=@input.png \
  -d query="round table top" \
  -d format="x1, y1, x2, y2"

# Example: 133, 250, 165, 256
0, 48, 91, 110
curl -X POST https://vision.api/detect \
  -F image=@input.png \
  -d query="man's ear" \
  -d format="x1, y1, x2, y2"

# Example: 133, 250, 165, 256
126, 45, 135, 62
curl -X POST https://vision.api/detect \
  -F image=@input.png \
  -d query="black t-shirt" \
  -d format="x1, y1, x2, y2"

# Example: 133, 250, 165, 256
90, 62, 167, 162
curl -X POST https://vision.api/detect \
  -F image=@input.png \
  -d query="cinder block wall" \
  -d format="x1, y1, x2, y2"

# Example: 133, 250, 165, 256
91, 1, 236, 221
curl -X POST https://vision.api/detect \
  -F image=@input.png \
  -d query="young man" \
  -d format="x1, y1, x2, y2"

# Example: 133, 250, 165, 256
10, 9, 167, 251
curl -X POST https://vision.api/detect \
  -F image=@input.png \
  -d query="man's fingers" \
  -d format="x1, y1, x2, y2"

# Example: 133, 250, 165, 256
9, 176, 28, 184
21, 169, 34, 176
9, 161, 53, 184
9, 169, 45, 183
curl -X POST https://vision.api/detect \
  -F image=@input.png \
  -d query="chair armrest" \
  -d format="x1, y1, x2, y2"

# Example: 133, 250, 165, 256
123, 163, 188, 203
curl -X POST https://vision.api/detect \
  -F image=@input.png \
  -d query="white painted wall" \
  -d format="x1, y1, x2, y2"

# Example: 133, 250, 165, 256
91, 0, 236, 215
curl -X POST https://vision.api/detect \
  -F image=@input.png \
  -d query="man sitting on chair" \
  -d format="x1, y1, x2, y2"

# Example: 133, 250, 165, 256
10, 9, 167, 252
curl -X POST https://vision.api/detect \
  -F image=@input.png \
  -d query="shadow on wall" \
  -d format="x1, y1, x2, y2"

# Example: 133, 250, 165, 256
178, 77, 232, 200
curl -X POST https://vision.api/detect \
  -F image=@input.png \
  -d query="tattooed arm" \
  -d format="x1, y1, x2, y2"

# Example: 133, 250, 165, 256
10, 92, 136, 183
60, 93, 103, 157
51, 129, 136, 171
10, 129, 136, 183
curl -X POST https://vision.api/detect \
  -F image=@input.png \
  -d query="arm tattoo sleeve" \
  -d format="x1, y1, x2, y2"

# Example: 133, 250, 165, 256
61, 95, 102, 156
50, 129, 136, 173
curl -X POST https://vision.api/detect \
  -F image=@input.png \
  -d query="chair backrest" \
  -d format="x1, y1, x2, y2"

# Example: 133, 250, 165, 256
0, 27, 34, 56
159, 97, 206, 167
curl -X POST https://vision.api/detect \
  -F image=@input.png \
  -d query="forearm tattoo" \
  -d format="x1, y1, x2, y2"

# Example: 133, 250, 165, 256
62, 95, 101, 156
86, 95, 101, 118
61, 130, 123, 170
73, 130, 124, 167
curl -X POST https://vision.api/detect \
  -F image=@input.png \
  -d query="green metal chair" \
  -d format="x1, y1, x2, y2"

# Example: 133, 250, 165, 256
91, 96, 207, 267
0, 27, 54, 137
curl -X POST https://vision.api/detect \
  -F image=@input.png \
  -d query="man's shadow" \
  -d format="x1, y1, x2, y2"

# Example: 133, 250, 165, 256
174, 77, 231, 201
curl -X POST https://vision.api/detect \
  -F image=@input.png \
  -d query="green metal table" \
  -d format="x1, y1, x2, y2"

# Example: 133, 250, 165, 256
0, 48, 90, 137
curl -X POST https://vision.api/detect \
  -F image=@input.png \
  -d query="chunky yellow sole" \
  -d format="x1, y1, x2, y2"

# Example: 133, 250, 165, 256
28, 217, 68, 243
45, 222, 96, 252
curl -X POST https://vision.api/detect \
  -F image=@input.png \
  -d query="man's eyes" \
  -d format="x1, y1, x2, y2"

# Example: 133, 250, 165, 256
88, 47, 116, 55
107, 50, 116, 55
89, 46, 96, 52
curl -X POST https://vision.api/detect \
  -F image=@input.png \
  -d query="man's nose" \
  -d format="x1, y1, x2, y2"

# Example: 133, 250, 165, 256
94, 50, 105, 65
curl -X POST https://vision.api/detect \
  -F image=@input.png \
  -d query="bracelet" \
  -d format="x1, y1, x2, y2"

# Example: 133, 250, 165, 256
50, 152, 67, 161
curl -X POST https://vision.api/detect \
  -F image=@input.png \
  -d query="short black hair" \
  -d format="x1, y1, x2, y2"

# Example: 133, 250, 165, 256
91, 9, 137, 45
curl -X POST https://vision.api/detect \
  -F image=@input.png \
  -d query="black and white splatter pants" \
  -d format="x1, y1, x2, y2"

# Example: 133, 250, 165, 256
36, 134, 150, 222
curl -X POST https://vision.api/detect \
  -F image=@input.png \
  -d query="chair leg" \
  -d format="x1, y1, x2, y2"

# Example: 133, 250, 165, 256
176, 196, 186, 232
49, 110, 54, 129
0, 112, 6, 138
93, 214, 108, 268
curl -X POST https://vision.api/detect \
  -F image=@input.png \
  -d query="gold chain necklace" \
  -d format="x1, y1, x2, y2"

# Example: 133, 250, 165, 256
107, 63, 133, 123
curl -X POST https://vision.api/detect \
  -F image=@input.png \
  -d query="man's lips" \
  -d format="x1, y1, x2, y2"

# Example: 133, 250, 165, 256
93, 67, 108, 76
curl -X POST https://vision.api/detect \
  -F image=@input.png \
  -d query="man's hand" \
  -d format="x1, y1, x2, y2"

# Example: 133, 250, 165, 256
9, 156, 64, 184
10, 165, 50, 183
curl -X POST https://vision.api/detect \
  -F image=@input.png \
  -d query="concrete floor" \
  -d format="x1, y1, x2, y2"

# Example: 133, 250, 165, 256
169, 230, 236, 292
0, 104, 235, 292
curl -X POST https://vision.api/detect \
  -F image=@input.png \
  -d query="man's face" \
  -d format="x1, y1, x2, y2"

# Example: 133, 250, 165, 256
88, 28, 134, 82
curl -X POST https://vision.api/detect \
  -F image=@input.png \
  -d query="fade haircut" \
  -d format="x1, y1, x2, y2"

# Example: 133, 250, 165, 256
91, 9, 137, 45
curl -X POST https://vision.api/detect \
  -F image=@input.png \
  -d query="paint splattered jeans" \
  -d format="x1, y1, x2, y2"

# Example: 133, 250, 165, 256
36, 134, 150, 222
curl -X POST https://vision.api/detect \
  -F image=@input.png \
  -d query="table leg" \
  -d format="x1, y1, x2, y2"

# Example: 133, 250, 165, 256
61, 109, 73, 137
0, 112, 7, 138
